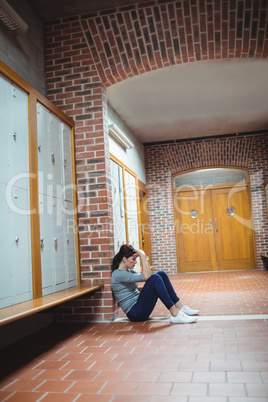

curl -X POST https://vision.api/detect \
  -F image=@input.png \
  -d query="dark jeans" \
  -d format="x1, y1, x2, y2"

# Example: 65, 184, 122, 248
127, 271, 180, 322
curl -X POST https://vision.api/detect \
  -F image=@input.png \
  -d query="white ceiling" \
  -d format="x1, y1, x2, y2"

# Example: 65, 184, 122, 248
107, 58, 268, 143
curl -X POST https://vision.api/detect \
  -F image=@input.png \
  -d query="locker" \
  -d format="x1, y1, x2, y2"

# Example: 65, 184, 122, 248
39, 193, 54, 295
37, 103, 63, 197
37, 103, 77, 295
110, 160, 126, 254
11, 187, 32, 304
10, 85, 29, 190
0, 75, 10, 184
50, 114, 63, 190
52, 196, 66, 289
61, 123, 74, 203
0, 183, 12, 308
0, 75, 32, 308
37, 103, 50, 195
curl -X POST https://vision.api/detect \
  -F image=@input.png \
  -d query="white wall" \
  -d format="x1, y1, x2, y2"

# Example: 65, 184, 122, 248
108, 105, 147, 184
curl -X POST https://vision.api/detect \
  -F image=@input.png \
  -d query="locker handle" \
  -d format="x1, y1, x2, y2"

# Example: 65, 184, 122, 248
209, 219, 212, 232
64, 159, 67, 168
215, 219, 218, 232
51, 152, 55, 163
13, 132, 17, 141
67, 238, 69, 245
54, 237, 58, 250
15, 237, 19, 244
40, 237, 44, 249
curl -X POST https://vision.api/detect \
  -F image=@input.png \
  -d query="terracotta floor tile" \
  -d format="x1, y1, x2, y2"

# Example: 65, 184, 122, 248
3, 379, 44, 392
35, 379, 75, 392
172, 382, 208, 396
246, 383, 268, 397
95, 370, 129, 382
193, 371, 226, 383
4, 391, 46, 401
189, 397, 227, 402
159, 371, 192, 383
41, 392, 79, 401
101, 381, 138, 395
67, 380, 106, 394
210, 361, 242, 372
113, 396, 150, 402
151, 396, 188, 402
135, 382, 172, 395
125, 370, 161, 382
64, 370, 99, 381
227, 372, 263, 383
209, 383, 246, 397
228, 398, 268, 402
35, 368, 72, 380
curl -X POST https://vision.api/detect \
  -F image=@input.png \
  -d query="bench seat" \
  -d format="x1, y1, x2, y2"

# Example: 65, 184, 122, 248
0, 283, 104, 326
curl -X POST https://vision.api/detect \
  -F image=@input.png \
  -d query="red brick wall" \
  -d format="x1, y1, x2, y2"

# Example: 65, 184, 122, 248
145, 133, 268, 272
44, 1, 268, 321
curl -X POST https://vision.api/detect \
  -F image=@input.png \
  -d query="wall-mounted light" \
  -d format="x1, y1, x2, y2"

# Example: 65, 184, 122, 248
0, 0, 28, 35
108, 123, 134, 149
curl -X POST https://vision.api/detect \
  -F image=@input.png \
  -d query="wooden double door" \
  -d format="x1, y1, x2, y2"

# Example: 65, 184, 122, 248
174, 185, 256, 273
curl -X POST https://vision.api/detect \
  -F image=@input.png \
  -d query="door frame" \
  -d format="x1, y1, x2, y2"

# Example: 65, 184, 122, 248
172, 166, 257, 273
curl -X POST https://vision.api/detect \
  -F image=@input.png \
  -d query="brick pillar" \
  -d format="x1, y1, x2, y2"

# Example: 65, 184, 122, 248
45, 18, 118, 322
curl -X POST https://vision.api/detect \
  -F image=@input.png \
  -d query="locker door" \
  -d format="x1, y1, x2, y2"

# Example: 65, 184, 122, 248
50, 113, 62, 191
11, 187, 32, 304
10, 85, 29, 190
110, 160, 126, 254
52, 196, 66, 289
39, 193, 54, 295
0, 75, 10, 184
0, 183, 12, 308
62, 123, 74, 203
37, 103, 51, 195
125, 171, 140, 252
63, 200, 77, 285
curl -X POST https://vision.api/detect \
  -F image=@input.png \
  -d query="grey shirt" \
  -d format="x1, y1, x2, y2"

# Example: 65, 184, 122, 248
111, 269, 146, 314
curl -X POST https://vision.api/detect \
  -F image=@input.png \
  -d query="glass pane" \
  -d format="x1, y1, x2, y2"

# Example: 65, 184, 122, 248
173, 168, 247, 188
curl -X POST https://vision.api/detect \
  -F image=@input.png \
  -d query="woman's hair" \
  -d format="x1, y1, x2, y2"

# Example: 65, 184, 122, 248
112, 244, 137, 271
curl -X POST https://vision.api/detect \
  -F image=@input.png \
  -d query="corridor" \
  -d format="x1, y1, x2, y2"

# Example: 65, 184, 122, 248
0, 269, 267, 401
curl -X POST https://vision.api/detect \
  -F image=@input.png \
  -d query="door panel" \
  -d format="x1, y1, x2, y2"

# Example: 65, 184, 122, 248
174, 186, 256, 273
174, 190, 216, 272
212, 186, 255, 270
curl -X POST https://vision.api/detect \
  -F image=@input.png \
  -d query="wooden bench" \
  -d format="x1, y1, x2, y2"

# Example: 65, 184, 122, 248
0, 283, 104, 327
261, 254, 268, 259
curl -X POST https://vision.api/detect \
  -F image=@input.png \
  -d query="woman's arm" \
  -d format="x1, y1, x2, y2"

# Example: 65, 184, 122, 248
136, 249, 152, 280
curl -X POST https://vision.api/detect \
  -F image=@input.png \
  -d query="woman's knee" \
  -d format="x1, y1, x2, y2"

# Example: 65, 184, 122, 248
156, 271, 168, 279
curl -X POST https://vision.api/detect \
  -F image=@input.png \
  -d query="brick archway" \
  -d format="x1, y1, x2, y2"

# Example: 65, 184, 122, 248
80, 0, 268, 87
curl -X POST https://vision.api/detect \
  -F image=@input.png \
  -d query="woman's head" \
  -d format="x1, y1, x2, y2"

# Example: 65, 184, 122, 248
112, 244, 137, 271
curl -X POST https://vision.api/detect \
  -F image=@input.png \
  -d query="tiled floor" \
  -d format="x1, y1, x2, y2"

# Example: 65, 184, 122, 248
0, 269, 268, 402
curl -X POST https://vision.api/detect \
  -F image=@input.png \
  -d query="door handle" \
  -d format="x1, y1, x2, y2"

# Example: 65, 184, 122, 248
209, 219, 212, 232
215, 218, 218, 232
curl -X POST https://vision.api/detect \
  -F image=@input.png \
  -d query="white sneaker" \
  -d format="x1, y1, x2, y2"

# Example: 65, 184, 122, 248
180, 305, 199, 316
170, 311, 197, 324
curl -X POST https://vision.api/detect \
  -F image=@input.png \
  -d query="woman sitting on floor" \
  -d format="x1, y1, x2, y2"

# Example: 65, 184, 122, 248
111, 244, 199, 324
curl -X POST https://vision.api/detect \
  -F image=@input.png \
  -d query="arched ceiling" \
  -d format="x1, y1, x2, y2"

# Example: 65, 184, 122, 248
28, 0, 268, 143
107, 58, 268, 143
